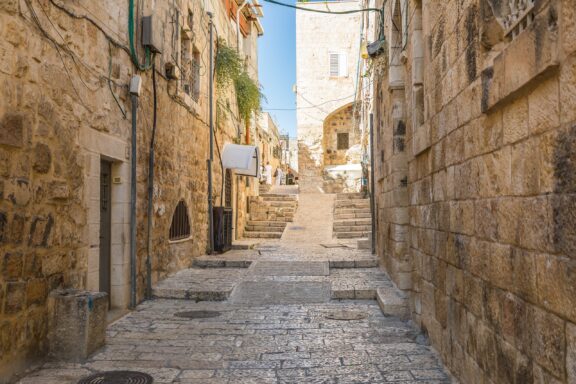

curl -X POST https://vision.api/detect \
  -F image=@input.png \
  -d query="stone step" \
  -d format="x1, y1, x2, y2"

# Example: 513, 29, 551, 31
249, 214, 295, 221
245, 225, 285, 232
334, 199, 370, 208
333, 225, 372, 232
243, 231, 283, 239
336, 192, 366, 200
334, 212, 372, 220
333, 218, 372, 226
247, 221, 287, 227
335, 231, 372, 239
251, 206, 296, 212
334, 207, 371, 214
261, 195, 298, 201
357, 238, 372, 250
377, 287, 409, 320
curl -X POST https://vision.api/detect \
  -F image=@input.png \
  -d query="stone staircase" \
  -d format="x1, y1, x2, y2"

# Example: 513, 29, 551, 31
243, 193, 298, 239
333, 192, 372, 239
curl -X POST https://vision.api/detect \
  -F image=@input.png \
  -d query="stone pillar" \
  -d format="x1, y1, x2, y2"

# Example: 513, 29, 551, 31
47, 289, 108, 361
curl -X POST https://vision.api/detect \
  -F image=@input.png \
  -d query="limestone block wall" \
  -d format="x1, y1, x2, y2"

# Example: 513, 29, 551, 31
372, 0, 576, 382
0, 0, 260, 381
296, 1, 361, 192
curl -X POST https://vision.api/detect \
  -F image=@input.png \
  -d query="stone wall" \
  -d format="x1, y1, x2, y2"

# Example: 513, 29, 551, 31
0, 0, 260, 381
372, 0, 576, 382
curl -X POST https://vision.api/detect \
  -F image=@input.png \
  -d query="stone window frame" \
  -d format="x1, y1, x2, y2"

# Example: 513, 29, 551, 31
170, 1, 202, 112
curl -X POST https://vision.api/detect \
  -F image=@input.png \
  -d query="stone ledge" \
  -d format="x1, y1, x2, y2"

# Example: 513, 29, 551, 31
376, 287, 409, 320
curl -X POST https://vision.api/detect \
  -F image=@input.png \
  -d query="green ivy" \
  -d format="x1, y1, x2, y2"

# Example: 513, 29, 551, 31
215, 38, 242, 90
234, 71, 262, 121
215, 38, 263, 123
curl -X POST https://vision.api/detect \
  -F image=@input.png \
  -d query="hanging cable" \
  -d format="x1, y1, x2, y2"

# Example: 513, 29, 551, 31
129, 0, 152, 70
145, 62, 158, 299
263, 0, 383, 16
108, 42, 127, 119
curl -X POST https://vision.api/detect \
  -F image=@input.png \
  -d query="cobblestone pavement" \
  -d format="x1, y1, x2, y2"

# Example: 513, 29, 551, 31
18, 193, 452, 383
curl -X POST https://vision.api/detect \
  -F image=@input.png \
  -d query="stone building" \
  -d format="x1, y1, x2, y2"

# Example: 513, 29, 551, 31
295, 0, 363, 193
0, 0, 263, 381
369, 0, 576, 382
257, 112, 283, 174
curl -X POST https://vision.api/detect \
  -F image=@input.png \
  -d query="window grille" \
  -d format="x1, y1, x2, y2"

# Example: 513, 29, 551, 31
169, 200, 191, 241
337, 133, 349, 150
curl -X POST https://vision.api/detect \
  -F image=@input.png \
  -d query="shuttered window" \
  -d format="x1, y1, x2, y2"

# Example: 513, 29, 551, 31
329, 52, 347, 77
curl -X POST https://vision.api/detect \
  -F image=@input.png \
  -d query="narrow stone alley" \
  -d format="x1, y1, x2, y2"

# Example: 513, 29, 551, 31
17, 189, 452, 384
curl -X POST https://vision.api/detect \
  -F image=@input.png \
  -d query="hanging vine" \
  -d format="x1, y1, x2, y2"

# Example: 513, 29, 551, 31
214, 38, 263, 129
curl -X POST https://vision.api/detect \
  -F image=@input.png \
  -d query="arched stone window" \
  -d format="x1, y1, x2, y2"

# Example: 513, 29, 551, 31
169, 200, 191, 241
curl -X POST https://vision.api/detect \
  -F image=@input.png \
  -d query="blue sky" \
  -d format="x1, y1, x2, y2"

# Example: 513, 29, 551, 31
258, 1, 297, 138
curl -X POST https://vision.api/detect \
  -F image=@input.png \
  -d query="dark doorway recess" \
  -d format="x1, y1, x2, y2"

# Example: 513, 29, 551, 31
99, 160, 112, 303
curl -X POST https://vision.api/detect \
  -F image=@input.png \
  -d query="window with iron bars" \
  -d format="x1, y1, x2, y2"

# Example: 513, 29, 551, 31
169, 200, 191, 241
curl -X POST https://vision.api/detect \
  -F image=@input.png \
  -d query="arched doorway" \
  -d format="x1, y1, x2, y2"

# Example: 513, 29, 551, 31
321, 103, 362, 193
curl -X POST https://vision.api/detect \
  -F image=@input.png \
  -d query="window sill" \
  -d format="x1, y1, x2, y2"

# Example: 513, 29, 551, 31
168, 236, 193, 245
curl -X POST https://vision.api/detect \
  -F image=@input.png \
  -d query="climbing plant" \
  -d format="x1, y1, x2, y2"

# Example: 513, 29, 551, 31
234, 71, 262, 121
215, 38, 242, 89
214, 38, 263, 124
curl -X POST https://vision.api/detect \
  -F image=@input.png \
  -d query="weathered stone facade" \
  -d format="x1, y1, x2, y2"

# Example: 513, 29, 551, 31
296, 1, 362, 193
371, 0, 576, 382
0, 0, 262, 381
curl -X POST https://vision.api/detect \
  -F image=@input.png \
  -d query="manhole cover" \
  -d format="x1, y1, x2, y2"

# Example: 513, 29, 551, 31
324, 310, 368, 321
78, 371, 153, 384
174, 310, 221, 319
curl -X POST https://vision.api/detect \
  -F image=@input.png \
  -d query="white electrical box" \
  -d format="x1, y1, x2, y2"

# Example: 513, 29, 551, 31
130, 75, 142, 96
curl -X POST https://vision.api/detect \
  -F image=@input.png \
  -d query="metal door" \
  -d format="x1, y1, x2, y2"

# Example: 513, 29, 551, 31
99, 160, 112, 302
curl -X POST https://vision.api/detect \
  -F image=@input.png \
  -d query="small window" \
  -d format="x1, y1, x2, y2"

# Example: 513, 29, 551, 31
191, 48, 201, 101
337, 133, 349, 150
169, 200, 191, 241
329, 52, 347, 77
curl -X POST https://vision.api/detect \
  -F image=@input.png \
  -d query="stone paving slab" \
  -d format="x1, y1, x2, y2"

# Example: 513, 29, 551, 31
18, 300, 452, 384
231, 281, 332, 305
249, 261, 330, 276
153, 268, 247, 300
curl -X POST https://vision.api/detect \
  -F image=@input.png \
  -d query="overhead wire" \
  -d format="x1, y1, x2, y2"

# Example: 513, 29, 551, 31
263, 82, 372, 111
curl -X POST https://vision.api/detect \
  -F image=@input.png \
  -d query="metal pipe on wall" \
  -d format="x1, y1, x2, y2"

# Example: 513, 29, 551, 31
130, 93, 138, 308
369, 113, 376, 255
208, 12, 215, 254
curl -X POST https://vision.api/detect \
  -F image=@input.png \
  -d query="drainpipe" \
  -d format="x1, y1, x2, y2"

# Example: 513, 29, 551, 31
369, 113, 376, 255
145, 64, 158, 300
208, 12, 215, 254
129, 75, 142, 308
236, 0, 249, 53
